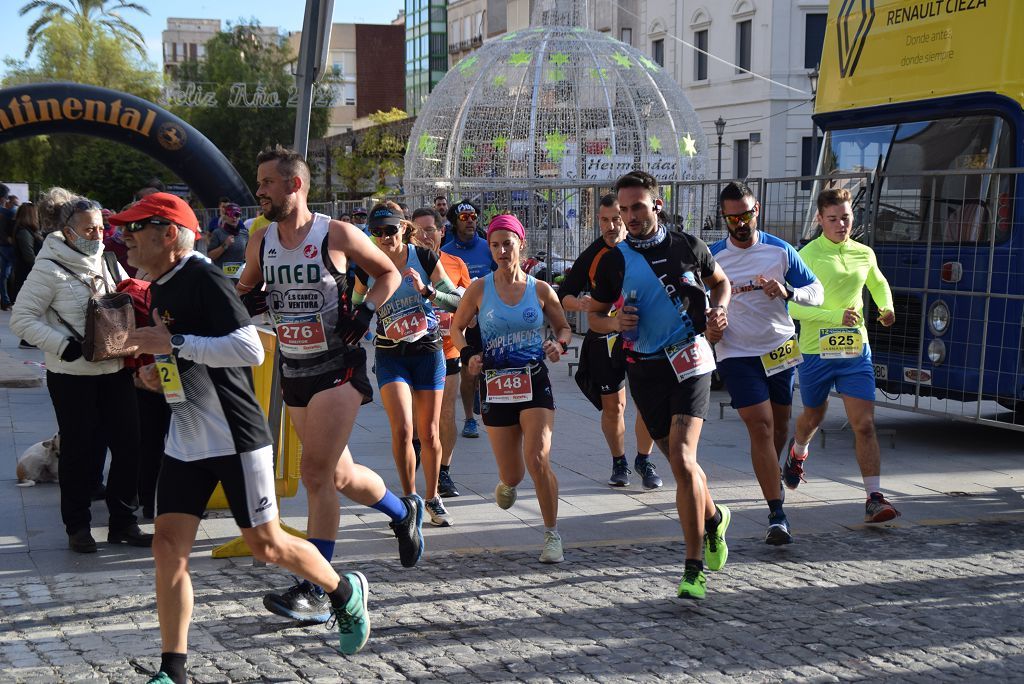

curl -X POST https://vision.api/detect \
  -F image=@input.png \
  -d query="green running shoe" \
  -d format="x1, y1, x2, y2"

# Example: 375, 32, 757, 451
146, 673, 175, 684
703, 504, 731, 571
333, 572, 370, 655
677, 566, 707, 600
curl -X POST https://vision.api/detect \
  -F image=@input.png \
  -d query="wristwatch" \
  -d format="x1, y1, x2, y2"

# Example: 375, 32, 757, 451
421, 283, 436, 299
363, 299, 377, 313
784, 284, 795, 300
170, 334, 186, 356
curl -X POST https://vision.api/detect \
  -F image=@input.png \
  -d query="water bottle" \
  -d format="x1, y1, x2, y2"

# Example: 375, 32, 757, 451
621, 289, 639, 342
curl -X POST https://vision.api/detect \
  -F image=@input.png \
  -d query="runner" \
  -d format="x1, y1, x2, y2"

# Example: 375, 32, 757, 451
410, 207, 471, 498
352, 204, 463, 526
589, 171, 731, 600
787, 188, 900, 523
451, 213, 573, 564
207, 202, 247, 281
115, 193, 370, 684
709, 182, 823, 545
235, 146, 424, 626
558, 193, 659, 490
441, 199, 495, 439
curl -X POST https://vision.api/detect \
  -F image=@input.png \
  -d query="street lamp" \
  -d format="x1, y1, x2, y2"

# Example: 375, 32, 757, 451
808, 65, 820, 174
715, 116, 726, 228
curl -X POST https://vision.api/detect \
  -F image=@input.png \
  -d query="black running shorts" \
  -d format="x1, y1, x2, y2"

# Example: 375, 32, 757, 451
626, 356, 712, 440
479, 363, 555, 428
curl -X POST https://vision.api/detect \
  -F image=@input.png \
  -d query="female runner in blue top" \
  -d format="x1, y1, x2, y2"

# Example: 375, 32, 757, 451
451, 214, 573, 564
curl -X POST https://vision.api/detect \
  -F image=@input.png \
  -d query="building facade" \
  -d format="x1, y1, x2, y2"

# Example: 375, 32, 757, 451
636, 0, 828, 180
162, 18, 281, 78
405, 0, 449, 116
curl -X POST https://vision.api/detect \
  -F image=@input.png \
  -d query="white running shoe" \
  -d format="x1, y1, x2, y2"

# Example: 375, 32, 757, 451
425, 496, 453, 527
494, 482, 518, 510
539, 530, 564, 564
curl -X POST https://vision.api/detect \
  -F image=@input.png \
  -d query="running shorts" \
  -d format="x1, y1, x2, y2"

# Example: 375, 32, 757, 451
797, 344, 876, 408
585, 332, 626, 395
280, 358, 373, 408
718, 355, 796, 410
375, 349, 446, 391
626, 356, 712, 440
479, 363, 555, 427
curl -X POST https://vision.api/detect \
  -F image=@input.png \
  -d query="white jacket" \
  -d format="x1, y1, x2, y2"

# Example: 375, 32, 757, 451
11, 232, 128, 376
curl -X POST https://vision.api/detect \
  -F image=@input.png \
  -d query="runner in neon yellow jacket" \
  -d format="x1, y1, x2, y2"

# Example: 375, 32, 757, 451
789, 233, 894, 354
784, 188, 901, 526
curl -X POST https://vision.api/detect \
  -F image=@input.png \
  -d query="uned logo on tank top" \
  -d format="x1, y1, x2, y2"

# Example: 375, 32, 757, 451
304, 244, 318, 259
522, 307, 539, 323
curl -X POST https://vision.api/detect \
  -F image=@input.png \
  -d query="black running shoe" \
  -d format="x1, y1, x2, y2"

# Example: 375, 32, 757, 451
263, 580, 331, 623
635, 456, 663, 489
608, 458, 630, 487
765, 513, 793, 545
438, 469, 460, 498
390, 494, 424, 568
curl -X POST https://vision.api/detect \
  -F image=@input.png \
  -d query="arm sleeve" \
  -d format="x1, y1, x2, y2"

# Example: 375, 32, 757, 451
590, 248, 624, 304
865, 250, 894, 312
179, 325, 264, 367
557, 244, 594, 301
431, 277, 461, 312
784, 244, 824, 307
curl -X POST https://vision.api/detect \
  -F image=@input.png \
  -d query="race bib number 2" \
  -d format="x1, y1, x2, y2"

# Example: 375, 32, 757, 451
154, 354, 186, 404
665, 336, 716, 382
819, 327, 863, 359
275, 314, 329, 355
760, 338, 802, 376
484, 367, 533, 403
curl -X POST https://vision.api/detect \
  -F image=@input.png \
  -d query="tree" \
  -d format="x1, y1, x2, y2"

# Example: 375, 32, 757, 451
171, 22, 331, 194
19, 0, 150, 60
336, 108, 409, 195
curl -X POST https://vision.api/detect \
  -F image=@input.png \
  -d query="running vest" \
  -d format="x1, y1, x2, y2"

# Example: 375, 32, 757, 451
366, 245, 440, 352
261, 213, 350, 375
478, 274, 546, 369
617, 235, 710, 355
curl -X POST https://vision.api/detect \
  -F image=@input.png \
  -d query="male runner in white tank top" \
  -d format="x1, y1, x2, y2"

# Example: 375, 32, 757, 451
237, 146, 424, 625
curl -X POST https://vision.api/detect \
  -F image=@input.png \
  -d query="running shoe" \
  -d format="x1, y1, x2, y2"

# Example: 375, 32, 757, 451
494, 482, 518, 509
438, 469, 460, 498
146, 673, 175, 684
462, 417, 480, 438
765, 512, 793, 545
332, 571, 370, 655
389, 495, 424, 567
677, 565, 707, 600
425, 496, 453, 527
783, 438, 808, 490
263, 579, 332, 623
703, 504, 731, 571
864, 492, 900, 523
539, 530, 564, 563
608, 458, 630, 487
634, 456, 663, 490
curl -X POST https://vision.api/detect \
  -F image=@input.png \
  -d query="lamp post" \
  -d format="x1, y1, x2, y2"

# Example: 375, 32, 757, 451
808, 65, 820, 174
715, 116, 726, 228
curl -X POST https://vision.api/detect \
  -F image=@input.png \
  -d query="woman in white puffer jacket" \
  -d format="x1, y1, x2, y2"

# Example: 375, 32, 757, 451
11, 188, 149, 554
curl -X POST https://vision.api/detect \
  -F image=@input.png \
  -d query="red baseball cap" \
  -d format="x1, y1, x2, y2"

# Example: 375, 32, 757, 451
108, 192, 200, 235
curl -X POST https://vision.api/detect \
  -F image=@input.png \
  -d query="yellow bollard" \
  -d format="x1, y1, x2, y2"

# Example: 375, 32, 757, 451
211, 328, 306, 558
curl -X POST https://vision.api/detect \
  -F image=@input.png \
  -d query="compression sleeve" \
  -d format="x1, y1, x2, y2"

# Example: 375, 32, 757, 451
431, 277, 462, 312
178, 325, 265, 367
789, 279, 824, 307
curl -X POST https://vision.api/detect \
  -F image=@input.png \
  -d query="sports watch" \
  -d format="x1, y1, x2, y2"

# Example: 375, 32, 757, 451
170, 334, 186, 356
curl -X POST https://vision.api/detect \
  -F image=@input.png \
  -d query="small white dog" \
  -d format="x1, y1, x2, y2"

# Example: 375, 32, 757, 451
15, 434, 60, 486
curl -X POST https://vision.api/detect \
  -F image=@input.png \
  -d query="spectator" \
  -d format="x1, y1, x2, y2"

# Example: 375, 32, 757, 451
352, 207, 369, 234
11, 202, 43, 339
10, 187, 148, 553
207, 202, 248, 280
0, 184, 15, 310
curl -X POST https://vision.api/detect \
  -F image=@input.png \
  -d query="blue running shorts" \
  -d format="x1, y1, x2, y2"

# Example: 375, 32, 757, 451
797, 344, 876, 408
375, 349, 445, 391
718, 355, 796, 410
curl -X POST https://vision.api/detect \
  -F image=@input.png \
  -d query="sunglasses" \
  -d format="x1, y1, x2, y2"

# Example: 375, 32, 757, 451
722, 209, 756, 227
125, 217, 174, 233
458, 212, 477, 222
369, 224, 401, 238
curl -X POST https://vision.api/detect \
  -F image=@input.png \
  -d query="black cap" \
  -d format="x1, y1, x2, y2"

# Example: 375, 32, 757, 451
368, 205, 403, 229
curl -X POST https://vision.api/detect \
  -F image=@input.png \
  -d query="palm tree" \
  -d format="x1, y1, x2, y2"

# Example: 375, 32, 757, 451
20, 0, 150, 59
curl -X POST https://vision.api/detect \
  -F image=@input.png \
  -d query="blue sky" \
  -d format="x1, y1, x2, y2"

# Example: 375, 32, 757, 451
2, 1, 406, 75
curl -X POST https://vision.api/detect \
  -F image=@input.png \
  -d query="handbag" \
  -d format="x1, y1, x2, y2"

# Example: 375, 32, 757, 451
43, 253, 137, 361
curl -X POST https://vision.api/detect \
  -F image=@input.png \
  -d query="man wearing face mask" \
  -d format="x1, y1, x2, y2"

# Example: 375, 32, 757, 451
207, 202, 248, 280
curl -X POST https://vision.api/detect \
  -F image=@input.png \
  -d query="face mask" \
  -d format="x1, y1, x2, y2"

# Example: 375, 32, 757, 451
73, 237, 104, 256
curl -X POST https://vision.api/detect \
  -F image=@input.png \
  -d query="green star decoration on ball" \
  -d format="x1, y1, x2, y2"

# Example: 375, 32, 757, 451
611, 52, 632, 68
492, 74, 508, 87
458, 55, 479, 74
638, 56, 660, 71
588, 67, 609, 80
461, 146, 475, 161
509, 51, 532, 66
418, 134, 437, 156
679, 133, 697, 157
648, 135, 662, 153
549, 52, 569, 66
544, 132, 569, 162
493, 135, 509, 152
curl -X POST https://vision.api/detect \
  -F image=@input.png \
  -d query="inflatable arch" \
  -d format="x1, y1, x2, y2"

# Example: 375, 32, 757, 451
0, 81, 256, 208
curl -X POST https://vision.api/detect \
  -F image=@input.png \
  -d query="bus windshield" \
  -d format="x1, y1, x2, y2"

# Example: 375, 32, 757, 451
805, 115, 1012, 244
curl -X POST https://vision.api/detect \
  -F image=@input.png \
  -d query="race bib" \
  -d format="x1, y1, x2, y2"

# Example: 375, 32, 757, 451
437, 311, 453, 337
383, 310, 428, 342
275, 313, 329, 355
819, 327, 863, 359
484, 367, 533, 403
665, 336, 716, 382
221, 262, 243, 278
154, 353, 186, 404
760, 338, 802, 377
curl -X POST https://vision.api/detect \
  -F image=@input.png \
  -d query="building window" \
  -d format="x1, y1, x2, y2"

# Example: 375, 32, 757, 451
620, 27, 632, 46
801, 136, 821, 189
805, 13, 827, 69
651, 38, 664, 67
734, 139, 749, 179
694, 29, 708, 81
736, 20, 751, 73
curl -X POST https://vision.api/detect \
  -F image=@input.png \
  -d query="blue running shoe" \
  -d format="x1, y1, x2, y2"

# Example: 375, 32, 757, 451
462, 417, 480, 438
765, 513, 793, 545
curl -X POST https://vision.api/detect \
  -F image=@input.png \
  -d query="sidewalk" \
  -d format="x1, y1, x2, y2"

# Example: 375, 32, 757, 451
2, 308, 1023, 682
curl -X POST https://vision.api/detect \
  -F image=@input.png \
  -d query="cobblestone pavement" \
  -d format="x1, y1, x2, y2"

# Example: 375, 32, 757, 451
2, 520, 1023, 683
